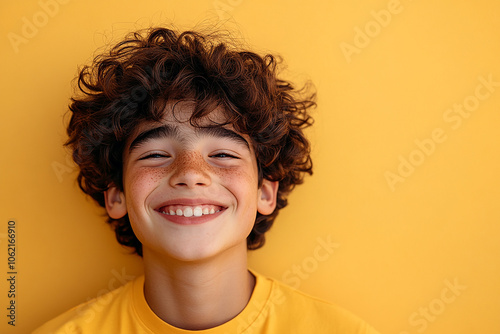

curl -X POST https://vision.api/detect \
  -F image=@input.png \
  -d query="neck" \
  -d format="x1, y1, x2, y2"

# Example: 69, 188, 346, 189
142, 243, 255, 330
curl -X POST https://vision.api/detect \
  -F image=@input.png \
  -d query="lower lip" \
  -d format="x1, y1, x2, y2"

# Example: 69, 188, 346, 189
156, 209, 226, 225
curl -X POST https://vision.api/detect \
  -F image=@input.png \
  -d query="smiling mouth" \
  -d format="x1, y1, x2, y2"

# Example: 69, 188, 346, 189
157, 205, 225, 218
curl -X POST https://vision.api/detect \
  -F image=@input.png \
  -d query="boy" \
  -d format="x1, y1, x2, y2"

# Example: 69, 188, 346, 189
34, 27, 380, 333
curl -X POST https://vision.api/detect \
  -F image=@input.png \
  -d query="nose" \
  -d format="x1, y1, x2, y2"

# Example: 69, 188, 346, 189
169, 151, 211, 188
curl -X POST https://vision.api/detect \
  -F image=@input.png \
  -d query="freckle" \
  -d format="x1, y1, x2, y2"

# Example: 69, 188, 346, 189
145, 167, 168, 184
150, 170, 161, 182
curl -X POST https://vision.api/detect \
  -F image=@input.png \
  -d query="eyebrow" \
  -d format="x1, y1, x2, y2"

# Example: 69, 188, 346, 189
128, 124, 250, 153
128, 125, 180, 153
198, 126, 250, 149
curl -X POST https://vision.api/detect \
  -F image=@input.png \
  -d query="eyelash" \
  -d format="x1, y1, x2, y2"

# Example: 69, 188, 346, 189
139, 152, 240, 160
210, 152, 239, 159
139, 153, 170, 160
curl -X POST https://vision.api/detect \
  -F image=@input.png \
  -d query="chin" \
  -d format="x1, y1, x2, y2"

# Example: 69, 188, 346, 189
144, 238, 247, 264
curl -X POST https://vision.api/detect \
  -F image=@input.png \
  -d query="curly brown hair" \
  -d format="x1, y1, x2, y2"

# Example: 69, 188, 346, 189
65, 27, 315, 256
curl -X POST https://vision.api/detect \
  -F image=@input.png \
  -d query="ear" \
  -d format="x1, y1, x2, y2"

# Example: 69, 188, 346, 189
257, 179, 279, 215
104, 186, 127, 219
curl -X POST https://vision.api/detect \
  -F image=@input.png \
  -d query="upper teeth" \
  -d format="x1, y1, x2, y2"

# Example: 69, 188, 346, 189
161, 205, 220, 217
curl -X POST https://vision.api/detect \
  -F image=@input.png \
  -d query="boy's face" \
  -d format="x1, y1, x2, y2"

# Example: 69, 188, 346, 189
104, 102, 278, 262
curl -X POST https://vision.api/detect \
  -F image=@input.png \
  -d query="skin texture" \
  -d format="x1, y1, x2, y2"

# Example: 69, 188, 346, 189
103, 102, 278, 330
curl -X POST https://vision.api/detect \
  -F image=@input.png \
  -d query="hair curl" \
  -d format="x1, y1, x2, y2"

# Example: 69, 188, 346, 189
66, 27, 315, 256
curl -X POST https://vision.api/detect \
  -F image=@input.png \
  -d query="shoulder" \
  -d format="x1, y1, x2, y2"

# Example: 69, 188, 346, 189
32, 276, 140, 334
253, 272, 380, 334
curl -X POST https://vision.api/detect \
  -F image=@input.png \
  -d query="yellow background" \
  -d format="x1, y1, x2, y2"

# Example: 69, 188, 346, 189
1, 0, 499, 333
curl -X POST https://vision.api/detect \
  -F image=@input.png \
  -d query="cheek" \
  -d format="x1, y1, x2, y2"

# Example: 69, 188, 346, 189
124, 167, 165, 206
217, 168, 260, 212
215, 166, 258, 189
213, 166, 246, 181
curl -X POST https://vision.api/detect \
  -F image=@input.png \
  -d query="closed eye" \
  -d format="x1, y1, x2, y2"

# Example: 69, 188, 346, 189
139, 153, 170, 160
210, 152, 239, 159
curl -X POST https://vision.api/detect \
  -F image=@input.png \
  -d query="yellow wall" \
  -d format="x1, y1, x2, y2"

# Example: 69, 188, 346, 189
1, 1, 499, 333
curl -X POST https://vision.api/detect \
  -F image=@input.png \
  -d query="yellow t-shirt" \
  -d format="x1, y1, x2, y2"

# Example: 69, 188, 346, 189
33, 270, 380, 334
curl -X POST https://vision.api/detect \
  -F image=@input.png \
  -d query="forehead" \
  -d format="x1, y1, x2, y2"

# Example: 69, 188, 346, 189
125, 101, 252, 152
167, 100, 228, 124
133, 101, 229, 135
